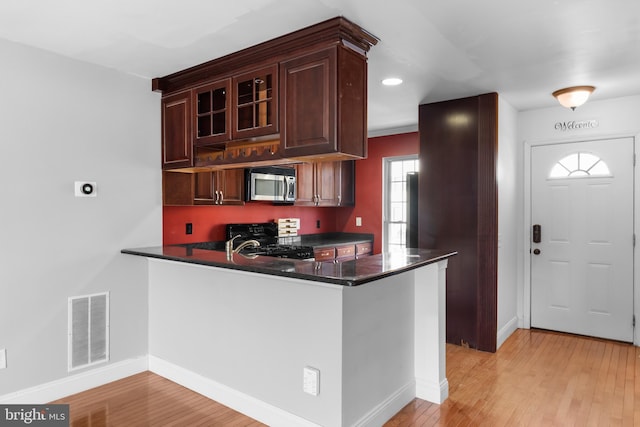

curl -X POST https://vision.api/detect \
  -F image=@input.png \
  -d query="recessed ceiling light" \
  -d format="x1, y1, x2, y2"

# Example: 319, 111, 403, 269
382, 77, 403, 86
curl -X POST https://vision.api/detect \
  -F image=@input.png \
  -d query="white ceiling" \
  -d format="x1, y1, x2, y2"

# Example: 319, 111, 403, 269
1, 0, 639, 134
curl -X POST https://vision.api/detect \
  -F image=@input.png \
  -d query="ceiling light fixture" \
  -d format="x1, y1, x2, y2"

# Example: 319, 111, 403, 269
552, 85, 595, 110
382, 77, 403, 86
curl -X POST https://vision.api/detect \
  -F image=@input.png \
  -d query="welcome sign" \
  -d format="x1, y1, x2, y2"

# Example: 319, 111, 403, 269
554, 119, 599, 131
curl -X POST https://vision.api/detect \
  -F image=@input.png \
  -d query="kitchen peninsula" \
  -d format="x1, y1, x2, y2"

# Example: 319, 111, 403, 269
123, 245, 455, 426
140, 15, 456, 425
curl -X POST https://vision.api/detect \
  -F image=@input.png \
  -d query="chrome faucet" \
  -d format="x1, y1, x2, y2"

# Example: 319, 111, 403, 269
225, 235, 260, 257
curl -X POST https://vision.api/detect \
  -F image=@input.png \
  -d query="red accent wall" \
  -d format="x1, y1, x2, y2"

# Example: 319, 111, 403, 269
164, 205, 339, 245
163, 132, 419, 249
336, 132, 419, 254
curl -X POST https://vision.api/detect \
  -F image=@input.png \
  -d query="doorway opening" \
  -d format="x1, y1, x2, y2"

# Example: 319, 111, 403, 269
529, 138, 634, 342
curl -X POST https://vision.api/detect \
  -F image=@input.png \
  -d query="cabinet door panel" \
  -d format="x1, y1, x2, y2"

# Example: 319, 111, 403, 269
162, 92, 192, 169
294, 163, 316, 206
218, 169, 245, 205
232, 65, 278, 139
316, 161, 338, 206
193, 80, 231, 146
194, 172, 215, 204
281, 49, 336, 156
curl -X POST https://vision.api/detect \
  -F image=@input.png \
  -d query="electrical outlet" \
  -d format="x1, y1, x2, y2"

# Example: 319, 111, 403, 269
303, 366, 319, 396
356, 217, 362, 227
0, 348, 6, 369
316, 220, 321, 229
186, 223, 193, 235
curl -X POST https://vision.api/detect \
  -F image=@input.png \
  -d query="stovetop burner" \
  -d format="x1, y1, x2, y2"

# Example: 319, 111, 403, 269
226, 223, 314, 260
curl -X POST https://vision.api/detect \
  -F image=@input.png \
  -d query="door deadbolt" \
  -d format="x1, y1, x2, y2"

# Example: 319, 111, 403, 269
532, 224, 541, 243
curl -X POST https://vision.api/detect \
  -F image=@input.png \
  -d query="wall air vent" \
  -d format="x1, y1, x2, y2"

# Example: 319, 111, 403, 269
68, 292, 109, 371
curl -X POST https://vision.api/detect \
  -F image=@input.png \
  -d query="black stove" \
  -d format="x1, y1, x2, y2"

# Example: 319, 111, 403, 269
226, 223, 314, 260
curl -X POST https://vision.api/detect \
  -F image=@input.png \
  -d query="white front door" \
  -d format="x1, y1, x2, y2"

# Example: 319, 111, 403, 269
531, 138, 634, 342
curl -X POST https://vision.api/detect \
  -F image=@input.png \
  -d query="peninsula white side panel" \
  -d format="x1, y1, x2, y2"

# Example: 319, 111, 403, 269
414, 260, 449, 403
148, 259, 344, 427
342, 271, 416, 426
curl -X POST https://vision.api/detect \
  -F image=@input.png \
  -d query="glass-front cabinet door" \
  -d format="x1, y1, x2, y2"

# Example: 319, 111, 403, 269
193, 79, 231, 146
233, 65, 278, 139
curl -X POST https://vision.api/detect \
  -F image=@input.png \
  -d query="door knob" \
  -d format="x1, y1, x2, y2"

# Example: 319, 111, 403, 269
533, 248, 541, 255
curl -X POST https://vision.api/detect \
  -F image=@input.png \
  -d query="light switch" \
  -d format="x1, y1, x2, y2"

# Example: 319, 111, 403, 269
355, 217, 362, 227
303, 366, 319, 396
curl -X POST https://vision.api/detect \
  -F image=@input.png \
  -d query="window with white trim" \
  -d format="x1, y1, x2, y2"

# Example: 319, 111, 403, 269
383, 156, 419, 252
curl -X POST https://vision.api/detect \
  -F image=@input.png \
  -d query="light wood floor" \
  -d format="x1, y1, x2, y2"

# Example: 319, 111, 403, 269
52, 329, 639, 426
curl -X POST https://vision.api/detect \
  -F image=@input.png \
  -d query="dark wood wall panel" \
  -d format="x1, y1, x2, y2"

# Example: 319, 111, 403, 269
476, 94, 498, 352
418, 93, 498, 352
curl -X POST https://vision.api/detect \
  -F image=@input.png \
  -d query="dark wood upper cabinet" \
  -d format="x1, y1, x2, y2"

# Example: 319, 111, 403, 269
162, 91, 192, 169
194, 169, 244, 205
316, 161, 341, 206
193, 79, 232, 147
154, 17, 377, 171
232, 65, 278, 140
280, 48, 335, 157
294, 162, 316, 205
295, 161, 354, 207
216, 169, 244, 205
280, 46, 367, 159
164, 169, 244, 206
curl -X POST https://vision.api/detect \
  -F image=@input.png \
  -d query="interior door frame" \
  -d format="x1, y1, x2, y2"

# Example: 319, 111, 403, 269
523, 133, 638, 345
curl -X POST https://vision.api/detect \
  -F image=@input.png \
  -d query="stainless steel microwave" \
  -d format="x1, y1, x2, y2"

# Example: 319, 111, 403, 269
246, 166, 296, 203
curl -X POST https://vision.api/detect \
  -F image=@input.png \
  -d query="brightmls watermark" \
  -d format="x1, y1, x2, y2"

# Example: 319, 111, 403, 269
0, 405, 69, 426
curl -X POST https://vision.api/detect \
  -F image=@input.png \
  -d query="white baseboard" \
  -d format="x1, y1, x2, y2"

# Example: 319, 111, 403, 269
497, 317, 519, 349
0, 356, 148, 404
352, 380, 415, 427
415, 378, 449, 404
0, 356, 427, 426
148, 355, 321, 427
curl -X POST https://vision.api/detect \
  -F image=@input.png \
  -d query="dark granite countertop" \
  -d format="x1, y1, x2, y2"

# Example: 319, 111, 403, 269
121, 245, 456, 287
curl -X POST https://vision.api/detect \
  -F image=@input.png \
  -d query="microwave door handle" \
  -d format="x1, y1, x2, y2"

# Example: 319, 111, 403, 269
281, 176, 287, 201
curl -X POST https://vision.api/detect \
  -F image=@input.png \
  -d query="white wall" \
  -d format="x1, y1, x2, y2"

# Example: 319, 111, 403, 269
148, 260, 345, 426
497, 96, 520, 348
0, 38, 161, 397
342, 274, 415, 426
518, 94, 640, 344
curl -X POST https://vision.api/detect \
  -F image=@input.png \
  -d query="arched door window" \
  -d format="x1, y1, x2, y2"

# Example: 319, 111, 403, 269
549, 152, 611, 178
